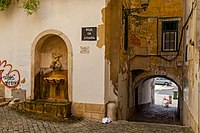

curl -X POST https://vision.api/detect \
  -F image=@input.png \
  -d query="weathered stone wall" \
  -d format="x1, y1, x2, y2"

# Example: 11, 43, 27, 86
72, 102, 105, 120
183, 0, 199, 132
128, 0, 183, 16
123, 0, 184, 120
104, 0, 184, 120
197, 0, 200, 132
128, 0, 183, 60
105, 0, 184, 120
183, 101, 198, 133
104, 0, 126, 119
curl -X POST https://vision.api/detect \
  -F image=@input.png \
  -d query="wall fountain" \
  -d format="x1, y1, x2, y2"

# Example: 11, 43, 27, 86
18, 35, 71, 118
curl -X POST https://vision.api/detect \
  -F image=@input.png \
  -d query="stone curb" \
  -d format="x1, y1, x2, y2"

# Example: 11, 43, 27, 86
0, 102, 9, 107
129, 121, 192, 128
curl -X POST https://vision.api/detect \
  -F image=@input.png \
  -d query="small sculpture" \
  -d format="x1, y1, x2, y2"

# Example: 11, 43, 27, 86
50, 52, 62, 70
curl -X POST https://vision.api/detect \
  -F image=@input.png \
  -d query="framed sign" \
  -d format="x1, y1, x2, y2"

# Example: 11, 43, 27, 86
80, 46, 90, 54
82, 27, 97, 41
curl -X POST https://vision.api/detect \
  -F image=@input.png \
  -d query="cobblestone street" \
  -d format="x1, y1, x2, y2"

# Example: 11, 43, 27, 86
130, 104, 181, 125
0, 106, 193, 133
130, 85, 181, 125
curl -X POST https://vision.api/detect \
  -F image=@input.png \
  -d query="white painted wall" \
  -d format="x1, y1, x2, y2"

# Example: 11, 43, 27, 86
0, 0, 105, 104
138, 79, 153, 105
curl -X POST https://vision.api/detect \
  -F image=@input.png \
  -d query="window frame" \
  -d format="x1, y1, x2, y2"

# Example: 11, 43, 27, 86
162, 21, 178, 52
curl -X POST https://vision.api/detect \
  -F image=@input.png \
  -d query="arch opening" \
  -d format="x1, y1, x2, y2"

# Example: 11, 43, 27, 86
31, 30, 72, 102
129, 74, 182, 125
34, 35, 69, 101
23, 30, 74, 118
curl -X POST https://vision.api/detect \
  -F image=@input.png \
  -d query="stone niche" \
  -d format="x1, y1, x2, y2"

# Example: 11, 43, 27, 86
34, 35, 69, 101
23, 34, 71, 118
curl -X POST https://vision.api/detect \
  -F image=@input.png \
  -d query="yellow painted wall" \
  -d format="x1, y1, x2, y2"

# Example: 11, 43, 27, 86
125, 0, 184, 120
131, 0, 183, 17
128, 0, 183, 55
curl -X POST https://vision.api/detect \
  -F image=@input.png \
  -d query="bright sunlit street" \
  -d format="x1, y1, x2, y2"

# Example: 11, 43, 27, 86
155, 83, 178, 107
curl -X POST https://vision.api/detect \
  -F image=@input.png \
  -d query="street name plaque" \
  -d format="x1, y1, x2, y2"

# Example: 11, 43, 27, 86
82, 27, 97, 41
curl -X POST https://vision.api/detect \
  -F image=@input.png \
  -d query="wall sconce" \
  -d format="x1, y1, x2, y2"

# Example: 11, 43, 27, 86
141, 0, 149, 10
189, 39, 194, 46
123, 0, 149, 16
122, 0, 149, 51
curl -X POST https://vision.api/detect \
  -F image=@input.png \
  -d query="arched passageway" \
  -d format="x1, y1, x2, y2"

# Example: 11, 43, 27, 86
129, 75, 182, 125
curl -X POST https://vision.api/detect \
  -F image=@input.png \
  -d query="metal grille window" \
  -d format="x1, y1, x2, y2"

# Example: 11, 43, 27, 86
162, 21, 178, 51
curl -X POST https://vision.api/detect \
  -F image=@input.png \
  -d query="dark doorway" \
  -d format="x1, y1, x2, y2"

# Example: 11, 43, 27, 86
135, 87, 138, 112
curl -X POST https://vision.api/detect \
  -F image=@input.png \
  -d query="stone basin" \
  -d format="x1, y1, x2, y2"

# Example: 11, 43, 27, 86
44, 70, 66, 84
18, 100, 71, 118
42, 70, 68, 100
44, 77, 65, 84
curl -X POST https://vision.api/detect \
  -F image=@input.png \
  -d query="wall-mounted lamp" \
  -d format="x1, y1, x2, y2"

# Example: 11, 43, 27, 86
141, 0, 149, 11
189, 39, 194, 46
123, 0, 149, 16
122, 0, 149, 51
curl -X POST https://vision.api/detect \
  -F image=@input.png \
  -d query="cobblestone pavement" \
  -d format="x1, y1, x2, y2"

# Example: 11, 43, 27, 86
130, 104, 181, 125
0, 106, 193, 133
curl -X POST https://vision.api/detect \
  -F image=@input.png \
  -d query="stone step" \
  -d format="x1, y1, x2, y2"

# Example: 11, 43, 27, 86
0, 97, 5, 102
127, 121, 194, 133
18, 100, 72, 118
0, 102, 9, 107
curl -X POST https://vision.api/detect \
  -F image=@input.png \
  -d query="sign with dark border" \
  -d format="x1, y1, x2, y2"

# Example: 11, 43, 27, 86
82, 27, 97, 41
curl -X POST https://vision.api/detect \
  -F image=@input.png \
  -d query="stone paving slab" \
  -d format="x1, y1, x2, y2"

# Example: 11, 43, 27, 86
0, 106, 194, 133
0, 97, 4, 102
0, 101, 9, 107
130, 104, 181, 125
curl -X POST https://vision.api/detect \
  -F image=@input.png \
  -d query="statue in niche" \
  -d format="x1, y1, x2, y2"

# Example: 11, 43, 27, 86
50, 52, 62, 70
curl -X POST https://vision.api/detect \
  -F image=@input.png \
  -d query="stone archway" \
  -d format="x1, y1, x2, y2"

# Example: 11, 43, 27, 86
31, 29, 72, 102
129, 70, 183, 123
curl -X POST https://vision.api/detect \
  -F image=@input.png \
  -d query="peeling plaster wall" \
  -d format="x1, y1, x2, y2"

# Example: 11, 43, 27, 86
131, 0, 183, 17
104, 0, 123, 104
183, 0, 199, 132
104, 0, 184, 120
128, 0, 184, 81
0, 0, 106, 104
105, 0, 121, 83
105, 0, 131, 119
197, 0, 200, 132
126, 0, 184, 120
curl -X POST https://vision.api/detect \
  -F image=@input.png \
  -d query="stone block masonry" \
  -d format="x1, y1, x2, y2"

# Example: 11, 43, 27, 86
72, 102, 105, 120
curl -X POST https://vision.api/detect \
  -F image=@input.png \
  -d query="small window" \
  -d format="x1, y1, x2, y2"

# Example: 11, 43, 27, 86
162, 21, 178, 52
